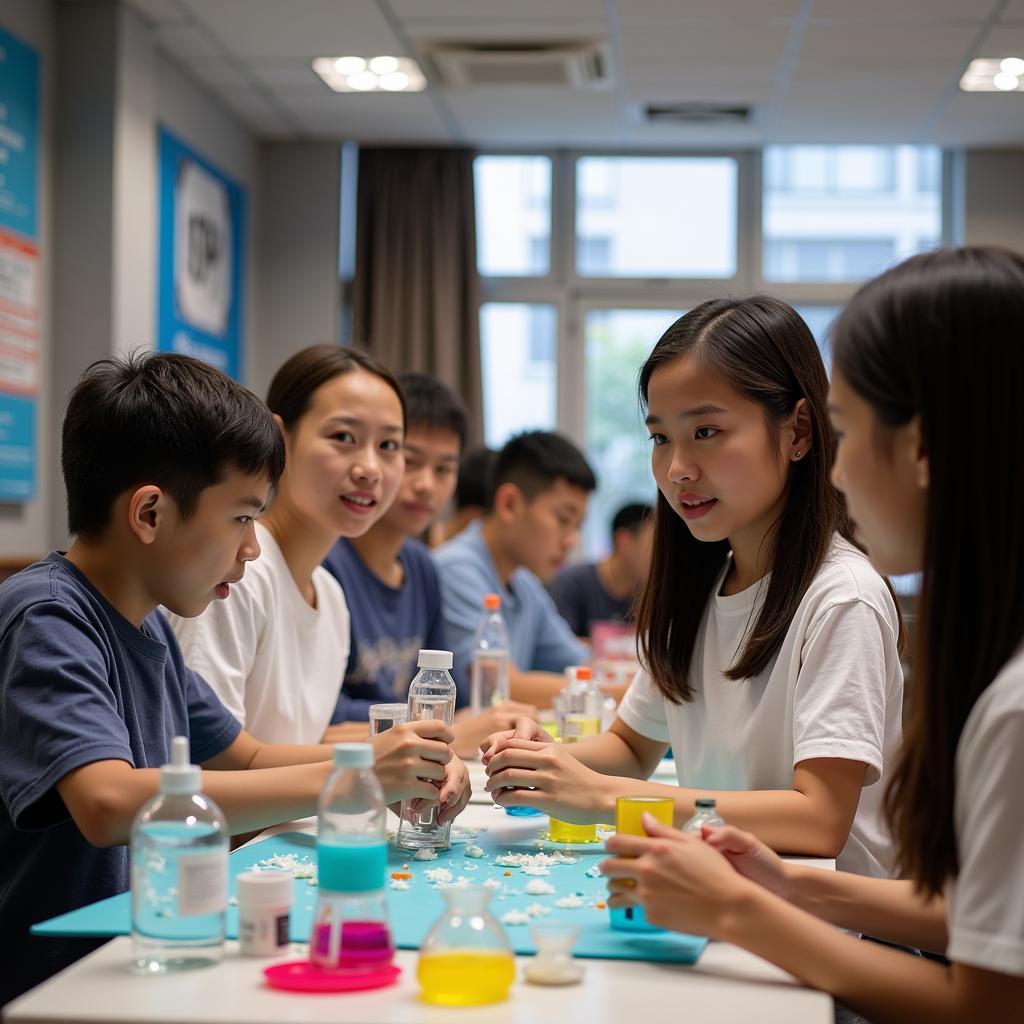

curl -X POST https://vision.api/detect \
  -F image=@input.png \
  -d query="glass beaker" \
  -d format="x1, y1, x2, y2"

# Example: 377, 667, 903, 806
417, 886, 515, 1006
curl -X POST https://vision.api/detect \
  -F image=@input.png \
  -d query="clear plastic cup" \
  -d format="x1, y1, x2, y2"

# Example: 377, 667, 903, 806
369, 703, 407, 737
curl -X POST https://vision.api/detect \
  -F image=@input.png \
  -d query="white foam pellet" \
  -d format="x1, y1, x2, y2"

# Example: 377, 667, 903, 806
464, 845, 487, 859
483, 878, 503, 890
525, 903, 552, 918
524, 879, 555, 895
522, 865, 550, 876
500, 910, 531, 926
584, 865, 602, 879
414, 848, 438, 861
554, 894, 584, 909
389, 879, 409, 891
424, 867, 453, 884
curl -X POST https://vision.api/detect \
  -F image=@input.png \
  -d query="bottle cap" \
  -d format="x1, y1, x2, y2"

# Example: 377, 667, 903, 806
574, 666, 592, 682
237, 869, 294, 906
484, 593, 501, 610
160, 736, 200, 795
332, 742, 374, 768
417, 649, 453, 670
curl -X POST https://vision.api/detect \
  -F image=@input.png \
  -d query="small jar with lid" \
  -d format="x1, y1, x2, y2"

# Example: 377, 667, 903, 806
237, 870, 293, 957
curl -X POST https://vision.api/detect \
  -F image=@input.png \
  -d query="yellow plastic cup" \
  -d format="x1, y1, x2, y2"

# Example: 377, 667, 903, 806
615, 795, 674, 837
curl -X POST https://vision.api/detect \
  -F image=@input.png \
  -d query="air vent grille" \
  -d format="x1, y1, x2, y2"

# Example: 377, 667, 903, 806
426, 40, 609, 89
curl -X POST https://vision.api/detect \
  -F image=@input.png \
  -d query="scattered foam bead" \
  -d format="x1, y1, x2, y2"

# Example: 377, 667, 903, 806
524, 879, 556, 896
414, 848, 438, 861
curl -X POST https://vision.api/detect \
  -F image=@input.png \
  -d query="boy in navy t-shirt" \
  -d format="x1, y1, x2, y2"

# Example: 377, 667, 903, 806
0, 354, 469, 1007
324, 373, 535, 756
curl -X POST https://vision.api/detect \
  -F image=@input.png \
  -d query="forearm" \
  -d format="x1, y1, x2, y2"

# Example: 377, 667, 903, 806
571, 731, 650, 778
199, 762, 326, 836
788, 865, 948, 952
723, 885, 975, 1024
508, 668, 569, 706
247, 742, 334, 768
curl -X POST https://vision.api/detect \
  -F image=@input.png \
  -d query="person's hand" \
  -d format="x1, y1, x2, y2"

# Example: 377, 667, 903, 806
452, 702, 538, 758
371, 719, 453, 804
600, 813, 758, 939
701, 824, 796, 901
321, 721, 370, 743
479, 716, 553, 763
483, 737, 609, 823
436, 756, 472, 824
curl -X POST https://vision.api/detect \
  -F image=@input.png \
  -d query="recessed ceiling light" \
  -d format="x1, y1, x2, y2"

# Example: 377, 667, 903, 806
369, 55, 400, 75
960, 57, 1024, 91
312, 55, 427, 93
333, 56, 365, 75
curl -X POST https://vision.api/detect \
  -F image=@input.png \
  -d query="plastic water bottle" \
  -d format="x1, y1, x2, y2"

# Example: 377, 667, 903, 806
682, 797, 726, 833
397, 650, 457, 850
560, 666, 602, 742
131, 736, 228, 973
311, 742, 393, 970
470, 594, 510, 714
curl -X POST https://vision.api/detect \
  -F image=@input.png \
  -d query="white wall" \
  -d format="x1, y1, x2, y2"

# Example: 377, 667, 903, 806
253, 142, 340, 399
963, 150, 1024, 254
0, 0, 54, 560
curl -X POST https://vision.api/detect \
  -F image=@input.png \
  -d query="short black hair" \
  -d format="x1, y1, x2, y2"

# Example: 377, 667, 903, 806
397, 372, 468, 451
488, 431, 596, 509
611, 502, 653, 538
455, 446, 495, 511
62, 351, 285, 537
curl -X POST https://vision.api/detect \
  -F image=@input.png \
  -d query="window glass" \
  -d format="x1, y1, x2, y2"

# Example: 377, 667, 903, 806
474, 156, 552, 276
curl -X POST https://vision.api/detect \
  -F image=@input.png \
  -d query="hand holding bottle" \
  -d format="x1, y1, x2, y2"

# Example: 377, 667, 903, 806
370, 718, 453, 803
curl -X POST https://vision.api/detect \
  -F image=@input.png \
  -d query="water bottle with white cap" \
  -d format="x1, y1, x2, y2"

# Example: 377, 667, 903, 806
130, 736, 228, 972
396, 649, 458, 850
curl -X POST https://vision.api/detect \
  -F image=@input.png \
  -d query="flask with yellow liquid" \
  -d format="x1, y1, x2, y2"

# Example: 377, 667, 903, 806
417, 886, 515, 1006
548, 667, 602, 844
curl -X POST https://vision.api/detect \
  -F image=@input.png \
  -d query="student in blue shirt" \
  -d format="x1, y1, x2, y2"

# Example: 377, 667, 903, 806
433, 430, 598, 706
0, 353, 470, 1007
324, 373, 535, 755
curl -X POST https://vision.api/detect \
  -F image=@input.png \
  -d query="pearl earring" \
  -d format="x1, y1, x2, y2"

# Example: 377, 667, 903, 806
793, 451, 802, 460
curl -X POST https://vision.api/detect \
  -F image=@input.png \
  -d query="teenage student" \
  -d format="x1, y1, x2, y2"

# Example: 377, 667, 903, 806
433, 431, 597, 707
430, 444, 495, 547
169, 346, 404, 746
483, 297, 903, 878
549, 501, 654, 637
323, 372, 536, 755
0, 354, 470, 1007
599, 246, 1024, 1021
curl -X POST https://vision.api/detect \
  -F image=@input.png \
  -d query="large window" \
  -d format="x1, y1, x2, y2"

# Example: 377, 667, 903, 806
474, 148, 950, 557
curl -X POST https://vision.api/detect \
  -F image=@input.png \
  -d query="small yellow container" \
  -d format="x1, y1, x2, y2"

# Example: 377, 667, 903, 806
615, 796, 674, 837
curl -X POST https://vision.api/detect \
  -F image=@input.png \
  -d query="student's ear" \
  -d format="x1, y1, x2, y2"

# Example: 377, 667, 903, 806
787, 398, 813, 462
272, 413, 291, 454
127, 485, 169, 545
492, 481, 524, 524
903, 414, 929, 490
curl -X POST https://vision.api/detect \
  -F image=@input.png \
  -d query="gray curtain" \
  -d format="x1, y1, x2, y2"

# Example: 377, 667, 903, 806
352, 147, 483, 444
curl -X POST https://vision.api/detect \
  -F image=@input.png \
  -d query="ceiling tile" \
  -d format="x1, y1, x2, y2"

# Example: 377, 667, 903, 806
810, 0, 991, 19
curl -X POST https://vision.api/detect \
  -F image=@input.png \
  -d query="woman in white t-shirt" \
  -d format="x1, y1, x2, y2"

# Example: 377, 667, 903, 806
170, 346, 469, 817
483, 296, 904, 877
600, 246, 1024, 1019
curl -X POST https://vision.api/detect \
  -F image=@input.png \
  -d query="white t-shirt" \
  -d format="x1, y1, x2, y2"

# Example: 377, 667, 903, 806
617, 536, 903, 878
946, 644, 1024, 977
167, 523, 350, 745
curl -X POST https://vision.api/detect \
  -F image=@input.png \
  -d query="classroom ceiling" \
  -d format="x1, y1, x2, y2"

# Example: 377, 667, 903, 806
125, 0, 1024, 147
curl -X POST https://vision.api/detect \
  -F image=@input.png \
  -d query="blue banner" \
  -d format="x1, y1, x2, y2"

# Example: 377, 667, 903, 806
0, 393, 35, 501
0, 25, 38, 239
157, 128, 245, 381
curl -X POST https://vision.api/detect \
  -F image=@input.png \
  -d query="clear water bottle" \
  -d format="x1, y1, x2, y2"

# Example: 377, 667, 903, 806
560, 666, 602, 742
311, 742, 393, 970
682, 797, 726, 833
470, 594, 510, 714
131, 736, 227, 973
397, 649, 457, 851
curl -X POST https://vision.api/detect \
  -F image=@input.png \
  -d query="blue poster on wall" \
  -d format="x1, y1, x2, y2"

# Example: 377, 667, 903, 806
0, 24, 40, 503
157, 127, 245, 381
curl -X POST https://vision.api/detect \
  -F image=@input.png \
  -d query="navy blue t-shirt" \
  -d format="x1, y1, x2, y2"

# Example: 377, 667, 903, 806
0, 554, 241, 1006
548, 561, 634, 637
323, 538, 465, 721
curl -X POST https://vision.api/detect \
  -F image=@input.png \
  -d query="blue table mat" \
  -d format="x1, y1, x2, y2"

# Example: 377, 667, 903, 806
32, 828, 707, 964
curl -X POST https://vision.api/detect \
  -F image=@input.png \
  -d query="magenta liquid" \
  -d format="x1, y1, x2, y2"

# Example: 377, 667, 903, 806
311, 920, 393, 967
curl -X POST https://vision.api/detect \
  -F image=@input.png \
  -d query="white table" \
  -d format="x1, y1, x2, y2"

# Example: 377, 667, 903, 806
6, 765, 834, 1024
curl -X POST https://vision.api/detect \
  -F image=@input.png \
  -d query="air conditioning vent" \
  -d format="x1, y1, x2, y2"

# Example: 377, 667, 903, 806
642, 103, 751, 124
426, 41, 610, 89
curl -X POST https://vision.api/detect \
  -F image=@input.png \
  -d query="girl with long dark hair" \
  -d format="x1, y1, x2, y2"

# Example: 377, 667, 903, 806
600, 246, 1024, 1019
484, 297, 903, 876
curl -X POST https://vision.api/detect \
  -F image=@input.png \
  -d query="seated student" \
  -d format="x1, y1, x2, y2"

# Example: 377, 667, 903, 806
599, 246, 1024, 1021
169, 345, 405, 746
433, 431, 596, 707
549, 501, 654, 637
0, 353, 470, 1008
483, 297, 904, 879
430, 444, 495, 547
324, 373, 536, 755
